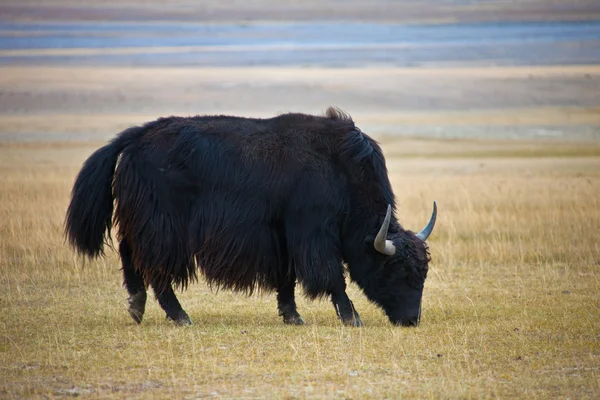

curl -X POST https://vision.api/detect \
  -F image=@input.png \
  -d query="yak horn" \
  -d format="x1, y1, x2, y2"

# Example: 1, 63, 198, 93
415, 201, 437, 241
374, 204, 396, 256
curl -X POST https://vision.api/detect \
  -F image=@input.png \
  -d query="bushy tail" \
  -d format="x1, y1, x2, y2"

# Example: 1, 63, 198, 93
65, 127, 144, 257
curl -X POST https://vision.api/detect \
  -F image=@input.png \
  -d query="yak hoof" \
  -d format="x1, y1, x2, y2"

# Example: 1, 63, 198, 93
343, 315, 364, 328
283, 315, 305, 325
127, 292, 147, 324
168, 312, 193, 326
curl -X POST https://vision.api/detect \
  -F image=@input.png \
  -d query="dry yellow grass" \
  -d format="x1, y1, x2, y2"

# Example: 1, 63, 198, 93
0, 138, 598, 399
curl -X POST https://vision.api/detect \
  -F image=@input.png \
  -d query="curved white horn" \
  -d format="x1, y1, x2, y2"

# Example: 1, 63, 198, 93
374, 204, 396, 256
415, 201, 437, 241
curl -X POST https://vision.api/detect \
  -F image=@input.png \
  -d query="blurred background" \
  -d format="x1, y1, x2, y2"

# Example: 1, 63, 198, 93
1, 3, 600, 398
0, 0, 599, 141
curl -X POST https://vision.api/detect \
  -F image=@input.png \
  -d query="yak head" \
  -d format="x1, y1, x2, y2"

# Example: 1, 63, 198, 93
366, 202, 436, 327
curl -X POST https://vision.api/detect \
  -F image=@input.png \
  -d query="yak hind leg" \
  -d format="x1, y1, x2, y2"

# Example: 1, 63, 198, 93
120, 239, 147, 324
151, 280, 192, 326
277, 274, 304, 325
330, 285, 364, 328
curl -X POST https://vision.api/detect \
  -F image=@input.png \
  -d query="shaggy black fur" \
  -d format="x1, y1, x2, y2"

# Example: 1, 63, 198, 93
65, 107, 431, 326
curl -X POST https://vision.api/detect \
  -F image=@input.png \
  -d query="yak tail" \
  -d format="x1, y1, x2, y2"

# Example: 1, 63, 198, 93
65, 127, 144, 258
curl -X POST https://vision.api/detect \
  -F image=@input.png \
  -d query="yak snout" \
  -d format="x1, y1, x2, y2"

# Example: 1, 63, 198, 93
391, 300, 421, 327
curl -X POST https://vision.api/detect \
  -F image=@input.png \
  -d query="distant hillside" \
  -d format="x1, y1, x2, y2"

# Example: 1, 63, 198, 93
2, 0, 600, 23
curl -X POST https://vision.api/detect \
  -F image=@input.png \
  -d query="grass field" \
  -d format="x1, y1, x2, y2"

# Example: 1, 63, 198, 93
1, 138, 598, 398
1, 0, 599, 396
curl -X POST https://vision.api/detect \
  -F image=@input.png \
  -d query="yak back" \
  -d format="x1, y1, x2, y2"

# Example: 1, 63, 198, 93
112, 107, 396, 296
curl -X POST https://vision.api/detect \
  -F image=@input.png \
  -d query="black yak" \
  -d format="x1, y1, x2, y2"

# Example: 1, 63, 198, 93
65, 107, 436, 327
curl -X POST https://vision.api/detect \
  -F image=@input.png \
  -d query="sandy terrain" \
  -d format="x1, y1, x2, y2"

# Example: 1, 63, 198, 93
0, 65, 598, 141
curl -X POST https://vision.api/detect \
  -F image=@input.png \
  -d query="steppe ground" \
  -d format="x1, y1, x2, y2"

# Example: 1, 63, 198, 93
1, 1, 600, 398
1, 132, 599, 399
1, 68, 599, 398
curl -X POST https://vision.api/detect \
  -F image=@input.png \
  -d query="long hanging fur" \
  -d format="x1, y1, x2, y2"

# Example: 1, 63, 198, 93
65, 108, 401, 297
112, 133, 198, 293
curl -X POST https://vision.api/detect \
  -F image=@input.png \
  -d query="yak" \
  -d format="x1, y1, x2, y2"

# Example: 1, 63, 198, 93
65, 107, 436, 327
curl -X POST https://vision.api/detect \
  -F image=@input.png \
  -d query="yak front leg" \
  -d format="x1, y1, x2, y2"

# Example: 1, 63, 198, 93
330, 286, 364, 327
